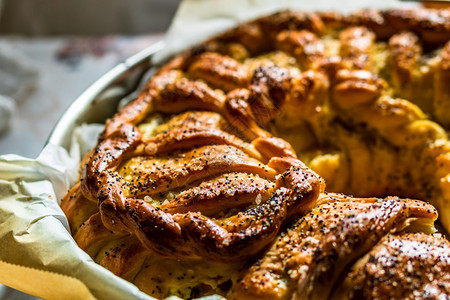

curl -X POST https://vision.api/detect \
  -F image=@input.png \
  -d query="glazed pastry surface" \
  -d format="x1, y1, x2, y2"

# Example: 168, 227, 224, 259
61, 8, 450, 299
231, 193, 440, 300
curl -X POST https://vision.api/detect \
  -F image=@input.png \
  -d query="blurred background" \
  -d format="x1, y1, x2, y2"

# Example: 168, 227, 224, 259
0, 0, 180, 35
0, 0, 181, 157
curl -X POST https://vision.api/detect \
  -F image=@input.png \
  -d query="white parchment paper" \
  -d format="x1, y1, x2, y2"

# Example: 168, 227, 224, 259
0, 0, 419, 299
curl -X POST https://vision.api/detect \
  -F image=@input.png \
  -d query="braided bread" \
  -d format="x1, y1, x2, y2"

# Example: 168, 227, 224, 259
231, 193, 443, 299
61, 8, 450, 299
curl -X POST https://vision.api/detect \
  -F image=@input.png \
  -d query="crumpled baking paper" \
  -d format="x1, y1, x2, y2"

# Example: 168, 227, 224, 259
0, 126, 156, 300
0, 0, 419, 299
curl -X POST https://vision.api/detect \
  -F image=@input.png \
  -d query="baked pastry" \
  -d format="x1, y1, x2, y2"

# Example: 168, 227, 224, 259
61, 8, 450, 299
332, 232, 450, 299
63, 106, 325, 296
231, 193, 445, 299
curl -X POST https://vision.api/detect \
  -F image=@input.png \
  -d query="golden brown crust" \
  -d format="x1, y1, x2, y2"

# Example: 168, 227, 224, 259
248, 65, 292, 125
389, 31, 421, 91
119, 145, 277, 197
345, 10, 394, 40
60, 183, 98, 235
188, 52, 249, 91
97, 153, 323, 261
357, 96, 425, 129
98, 236, 150, 282
78, 51, 325, 262
332, 232, 450, 300
275, 30, 325, 69
435, 41, 450, 127
231, 193, 438, 300
220, 11, 325, 55
331, 69, 385, 109
383, 9, 450, 45
61, 7, 450, 299
74, 213, 127, 258
339, 26, 375, 69
152, 75, 227, 114
140, 126, 265, 161
159, 173, 275, 216
323, 9, 450, 45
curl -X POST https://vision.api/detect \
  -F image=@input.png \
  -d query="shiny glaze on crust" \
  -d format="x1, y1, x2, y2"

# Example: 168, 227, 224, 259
61, 7, 450, 299
77, 53, 325, 261
333, 232, 450, 300
230, 193, 439, 300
